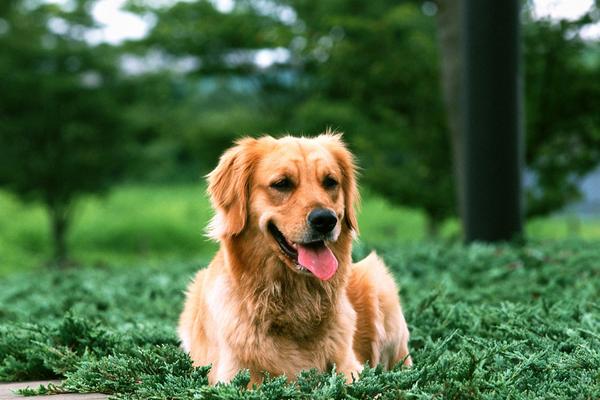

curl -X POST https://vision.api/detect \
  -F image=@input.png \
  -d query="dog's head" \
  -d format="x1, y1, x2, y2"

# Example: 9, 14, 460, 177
207, 133, 358, 281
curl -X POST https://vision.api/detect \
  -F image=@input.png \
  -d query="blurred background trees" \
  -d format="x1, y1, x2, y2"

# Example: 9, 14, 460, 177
523, 8, 600, 217
0, 0, 599, 266
128, 0, 600, 233
0, 0, 135, 264
139, 0, 456, 234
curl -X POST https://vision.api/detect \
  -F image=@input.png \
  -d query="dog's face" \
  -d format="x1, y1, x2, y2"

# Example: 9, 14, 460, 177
207, 134, 358, 281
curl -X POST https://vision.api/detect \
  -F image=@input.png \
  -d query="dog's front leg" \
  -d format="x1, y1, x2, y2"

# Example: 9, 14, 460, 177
209, 346, 243, 384
335, 349, 363, 383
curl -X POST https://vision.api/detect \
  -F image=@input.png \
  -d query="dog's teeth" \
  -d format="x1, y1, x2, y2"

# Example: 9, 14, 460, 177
286, 238, 297, 249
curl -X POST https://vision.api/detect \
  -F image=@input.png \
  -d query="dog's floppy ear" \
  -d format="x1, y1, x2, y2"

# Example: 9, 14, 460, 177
207, 138, 257, 239
319, 132, 360, 234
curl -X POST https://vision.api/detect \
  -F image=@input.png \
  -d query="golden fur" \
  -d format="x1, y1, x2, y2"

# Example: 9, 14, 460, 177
178, 133, 411, 385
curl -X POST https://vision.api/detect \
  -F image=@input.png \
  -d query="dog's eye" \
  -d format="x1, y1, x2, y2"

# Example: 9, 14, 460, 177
270, 178, 293, 191
323, 176, 338, 189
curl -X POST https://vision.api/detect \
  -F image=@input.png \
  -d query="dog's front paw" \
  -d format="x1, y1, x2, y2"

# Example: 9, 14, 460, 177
338, 359, 363, 383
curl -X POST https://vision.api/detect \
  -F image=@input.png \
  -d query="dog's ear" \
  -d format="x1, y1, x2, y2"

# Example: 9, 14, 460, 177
207, 138, 257, 239
319, 132, 360, 234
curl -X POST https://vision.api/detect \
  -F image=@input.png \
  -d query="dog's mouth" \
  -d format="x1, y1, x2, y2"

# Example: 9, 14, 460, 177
268, 223, 338, 281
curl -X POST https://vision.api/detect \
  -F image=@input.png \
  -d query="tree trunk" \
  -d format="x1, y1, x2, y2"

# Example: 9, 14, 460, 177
462, 0, 524, 242
425, 214, 440, 238
49, 203, 71, 267
436, 0, 465, 223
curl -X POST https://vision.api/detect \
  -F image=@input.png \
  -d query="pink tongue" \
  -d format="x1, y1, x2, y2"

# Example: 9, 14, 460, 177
297, 244, 338, 281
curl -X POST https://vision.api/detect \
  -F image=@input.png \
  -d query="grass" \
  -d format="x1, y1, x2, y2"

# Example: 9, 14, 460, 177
0, 185, 429, 275
1, 183, 600, 275
0, 185, 216, 275
527, 214, 600, 239
0, 241, 599, 398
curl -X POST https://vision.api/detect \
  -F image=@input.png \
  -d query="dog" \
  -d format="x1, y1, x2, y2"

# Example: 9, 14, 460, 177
178, 133, 411, 385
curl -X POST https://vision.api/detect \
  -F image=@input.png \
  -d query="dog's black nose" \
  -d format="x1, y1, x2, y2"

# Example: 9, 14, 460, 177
308, 208, 337, 234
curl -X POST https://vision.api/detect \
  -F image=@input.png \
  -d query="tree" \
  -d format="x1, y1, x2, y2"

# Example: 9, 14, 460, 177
523, 10, 600, 217
281, 0, 455, 234
435, 0, 464, 221
122, 0, 297, 174
130, 0, 456, 234
129, 0, 600, 236
0, 0, 133, 265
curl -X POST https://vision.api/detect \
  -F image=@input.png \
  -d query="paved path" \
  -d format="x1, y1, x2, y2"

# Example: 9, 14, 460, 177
0, 381, 107, 400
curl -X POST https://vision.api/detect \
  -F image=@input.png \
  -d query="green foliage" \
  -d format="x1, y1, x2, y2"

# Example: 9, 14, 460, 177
523, 12, 600, 217
2, 0, 596, 249
0, 0, 136, 263
1, 241, 599, 398
133, 0, 455, 229
288, 1, 454, 227
125, 0, 600, 232
130, 0, 292, 63
0, 0, 598, 276
3, 183, 600, 275
0, 185, 218, 274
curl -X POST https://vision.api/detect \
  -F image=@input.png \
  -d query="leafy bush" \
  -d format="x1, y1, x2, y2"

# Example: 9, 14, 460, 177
1, 241, 599, 398
0, 1, 138, 265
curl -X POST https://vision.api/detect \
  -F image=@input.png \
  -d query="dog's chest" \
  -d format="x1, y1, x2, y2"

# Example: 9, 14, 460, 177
224, 298, 337, 370
266, 315, 328, 342
256, 286, 335, 340
233, 320, 335, 374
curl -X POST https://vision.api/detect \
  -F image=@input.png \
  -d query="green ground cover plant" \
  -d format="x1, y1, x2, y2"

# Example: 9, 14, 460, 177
0, 185, 431, 275
1, 241, 599, 399
1, 184, 599, 275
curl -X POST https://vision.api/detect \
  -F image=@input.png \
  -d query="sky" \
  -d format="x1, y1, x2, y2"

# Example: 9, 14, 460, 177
45, 0, 600, 45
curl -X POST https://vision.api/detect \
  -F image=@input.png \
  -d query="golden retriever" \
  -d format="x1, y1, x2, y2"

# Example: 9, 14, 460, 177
178, 133, 411, 385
